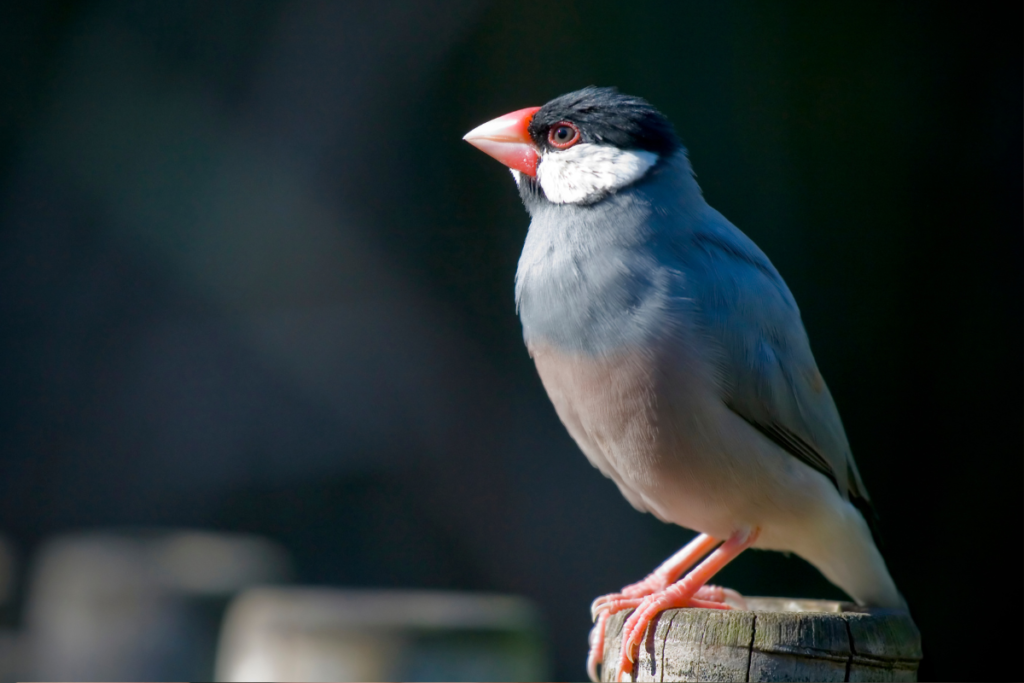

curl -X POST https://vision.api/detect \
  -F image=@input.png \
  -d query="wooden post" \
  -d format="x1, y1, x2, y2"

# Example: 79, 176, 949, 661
600, 598, 921, 682
215, 587, 548, 681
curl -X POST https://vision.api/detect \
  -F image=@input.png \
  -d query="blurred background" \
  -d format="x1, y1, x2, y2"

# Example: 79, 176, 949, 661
0, 1, 1019, 680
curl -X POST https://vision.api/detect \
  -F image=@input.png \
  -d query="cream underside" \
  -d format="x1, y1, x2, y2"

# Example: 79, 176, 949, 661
533, 144, 659, 205
528, 341, 903, 607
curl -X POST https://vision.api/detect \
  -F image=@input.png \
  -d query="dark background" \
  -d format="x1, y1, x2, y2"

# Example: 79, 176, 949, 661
0, 1, 1020, 680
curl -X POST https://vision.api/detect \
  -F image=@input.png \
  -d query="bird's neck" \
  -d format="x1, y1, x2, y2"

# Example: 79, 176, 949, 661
514, 151, 704, 356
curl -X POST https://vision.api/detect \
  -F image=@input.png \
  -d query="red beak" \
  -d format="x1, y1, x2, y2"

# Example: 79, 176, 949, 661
463, 106, 542, 177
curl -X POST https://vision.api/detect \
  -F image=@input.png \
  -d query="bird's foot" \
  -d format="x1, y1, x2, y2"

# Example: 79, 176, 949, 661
694, 584, 748, 610
591, 533, 724, 626
587, 584, 733, 682
587, 530, 757, 681
614, 585, 734, 680
590, 575, 666, 622
613, 528, 759, 681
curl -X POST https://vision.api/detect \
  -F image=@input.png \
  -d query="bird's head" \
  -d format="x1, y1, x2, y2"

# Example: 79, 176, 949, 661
464, 87, 681, 205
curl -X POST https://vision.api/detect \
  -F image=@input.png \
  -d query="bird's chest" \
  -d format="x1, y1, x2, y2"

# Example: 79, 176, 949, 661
515, 211, 723, 492
516, 236, 674, 356
518, 244, 677, 480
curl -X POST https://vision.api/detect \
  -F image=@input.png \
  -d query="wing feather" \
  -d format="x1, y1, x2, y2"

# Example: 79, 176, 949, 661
669, 209, 869, 505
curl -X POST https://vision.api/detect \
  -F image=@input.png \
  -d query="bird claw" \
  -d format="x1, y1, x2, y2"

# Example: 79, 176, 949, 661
591, 574, 667, 621
715, 586, 748, 610
589, 583, 740, 680
586, 622, 603, 681
614, 585, 743, 680
588, 529, 758, 680
590, 596, 606, 622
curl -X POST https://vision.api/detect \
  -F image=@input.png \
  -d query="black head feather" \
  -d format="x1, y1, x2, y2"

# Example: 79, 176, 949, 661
528, 86, 680, 155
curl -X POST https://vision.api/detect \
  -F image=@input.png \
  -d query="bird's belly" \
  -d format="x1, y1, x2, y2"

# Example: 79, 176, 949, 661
530, 342, 660, 486
529, 340, 730, 529
529, 341, 831, 542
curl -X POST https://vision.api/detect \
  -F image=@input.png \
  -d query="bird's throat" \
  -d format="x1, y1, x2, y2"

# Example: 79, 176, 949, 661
535, 144, 659, 205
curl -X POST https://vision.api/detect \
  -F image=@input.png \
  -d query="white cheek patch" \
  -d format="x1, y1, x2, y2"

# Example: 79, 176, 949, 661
511, 168, 522, 187
536, 143, 659, 205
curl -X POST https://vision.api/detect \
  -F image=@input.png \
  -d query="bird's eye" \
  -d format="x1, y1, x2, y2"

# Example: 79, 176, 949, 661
548, 121, 580, 149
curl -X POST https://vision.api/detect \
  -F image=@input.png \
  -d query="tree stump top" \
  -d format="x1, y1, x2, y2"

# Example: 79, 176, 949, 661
601, 598, 922, 682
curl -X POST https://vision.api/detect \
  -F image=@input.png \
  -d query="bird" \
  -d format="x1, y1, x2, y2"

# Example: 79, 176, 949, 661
463, 87, 904, 682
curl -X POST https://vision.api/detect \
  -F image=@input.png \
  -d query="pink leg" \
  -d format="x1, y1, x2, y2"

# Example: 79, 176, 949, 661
587, 534, 722, 682
616, 528, 760, 681
591, 533, 720, 620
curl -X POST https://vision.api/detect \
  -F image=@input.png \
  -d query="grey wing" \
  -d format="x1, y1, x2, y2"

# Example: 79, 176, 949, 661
676, 215, 870, 504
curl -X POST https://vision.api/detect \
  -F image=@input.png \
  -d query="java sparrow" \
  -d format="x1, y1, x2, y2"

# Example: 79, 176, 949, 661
463, 87, 904, 681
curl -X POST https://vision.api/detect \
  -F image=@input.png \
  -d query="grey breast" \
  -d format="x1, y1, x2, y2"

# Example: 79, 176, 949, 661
514, 170, 689, 358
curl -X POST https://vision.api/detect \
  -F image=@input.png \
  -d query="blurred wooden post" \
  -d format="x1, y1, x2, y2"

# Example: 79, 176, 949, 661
600, 597, 921, 682
215, 587, 548, 681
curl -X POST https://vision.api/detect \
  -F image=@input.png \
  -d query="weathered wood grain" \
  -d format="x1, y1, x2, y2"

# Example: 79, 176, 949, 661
599, 598, 921, 682
749, 610, 849, 682
845, 611, 921, 682
658, 608, 709, 682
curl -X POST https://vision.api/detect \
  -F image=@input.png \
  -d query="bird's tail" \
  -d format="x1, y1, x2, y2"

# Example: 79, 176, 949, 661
801, 500, 905, 609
